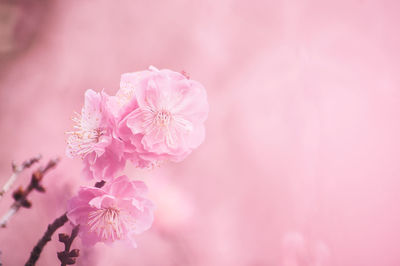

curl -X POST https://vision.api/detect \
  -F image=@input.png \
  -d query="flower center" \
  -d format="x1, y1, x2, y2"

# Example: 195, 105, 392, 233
87, 207, 130, 241
155, 110, 172, 127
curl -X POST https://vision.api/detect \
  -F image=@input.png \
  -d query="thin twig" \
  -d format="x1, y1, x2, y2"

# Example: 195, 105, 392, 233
25, 212, 69, 266
0, 155, 42, 201
0, 157, 59, 227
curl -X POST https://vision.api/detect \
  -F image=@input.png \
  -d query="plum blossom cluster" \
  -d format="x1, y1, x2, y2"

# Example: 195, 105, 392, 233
65, 66, 208, 247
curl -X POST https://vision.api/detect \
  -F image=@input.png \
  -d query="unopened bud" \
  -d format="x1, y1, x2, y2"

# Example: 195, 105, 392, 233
69, 249, 80, 257
12, 187, 24, 200
58, 233, 69, 243
32, 171, 43, 185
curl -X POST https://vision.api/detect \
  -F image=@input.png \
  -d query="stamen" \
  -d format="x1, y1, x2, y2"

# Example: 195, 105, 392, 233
87, 207, 134, 241
155, 110, 171, 127
140, 106, 193, 148
66, 111, 104, 158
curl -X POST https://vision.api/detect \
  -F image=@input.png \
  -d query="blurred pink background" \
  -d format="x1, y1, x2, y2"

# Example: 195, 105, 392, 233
1, 0, 400, 265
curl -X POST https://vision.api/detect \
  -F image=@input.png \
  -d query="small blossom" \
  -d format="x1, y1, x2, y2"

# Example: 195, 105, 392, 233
67, 175, 154, 247
116, 66, 209, 166
66, 89, 125, 180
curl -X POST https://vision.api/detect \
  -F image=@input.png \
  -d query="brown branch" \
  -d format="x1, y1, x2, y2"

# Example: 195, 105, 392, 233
57, 225, 80, 266
25, 212, 69, 266
0, 157, 60, 227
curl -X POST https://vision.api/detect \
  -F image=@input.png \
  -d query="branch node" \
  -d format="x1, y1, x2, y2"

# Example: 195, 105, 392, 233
57, 225, 80, 266
0, 158, 59, 227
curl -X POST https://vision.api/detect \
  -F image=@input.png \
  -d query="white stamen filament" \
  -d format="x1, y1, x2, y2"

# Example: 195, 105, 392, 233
155, 110, 172, 127
66, 112, 104, 158
87, 207, 134, 241
140, 106, 193, 147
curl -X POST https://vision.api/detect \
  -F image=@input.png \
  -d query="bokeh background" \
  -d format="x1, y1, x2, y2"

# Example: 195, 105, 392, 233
1, 0, 400, 265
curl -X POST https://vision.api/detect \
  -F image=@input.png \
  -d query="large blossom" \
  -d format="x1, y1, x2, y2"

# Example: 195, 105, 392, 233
117, 66, 209, 166
66, 89, 125, 180
67, 175, 154, 247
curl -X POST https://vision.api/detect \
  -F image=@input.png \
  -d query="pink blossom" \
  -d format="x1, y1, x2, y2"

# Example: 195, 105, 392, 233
66, 89, 125, 180
67, 175, 154, 247
81, 139, 126, 181
116, 66, 209, 166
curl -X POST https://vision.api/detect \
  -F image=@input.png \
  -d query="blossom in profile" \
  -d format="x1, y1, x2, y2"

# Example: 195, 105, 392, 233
67, 175, 154, 247
66, 89, 125, 180
117, 66, 209, 166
